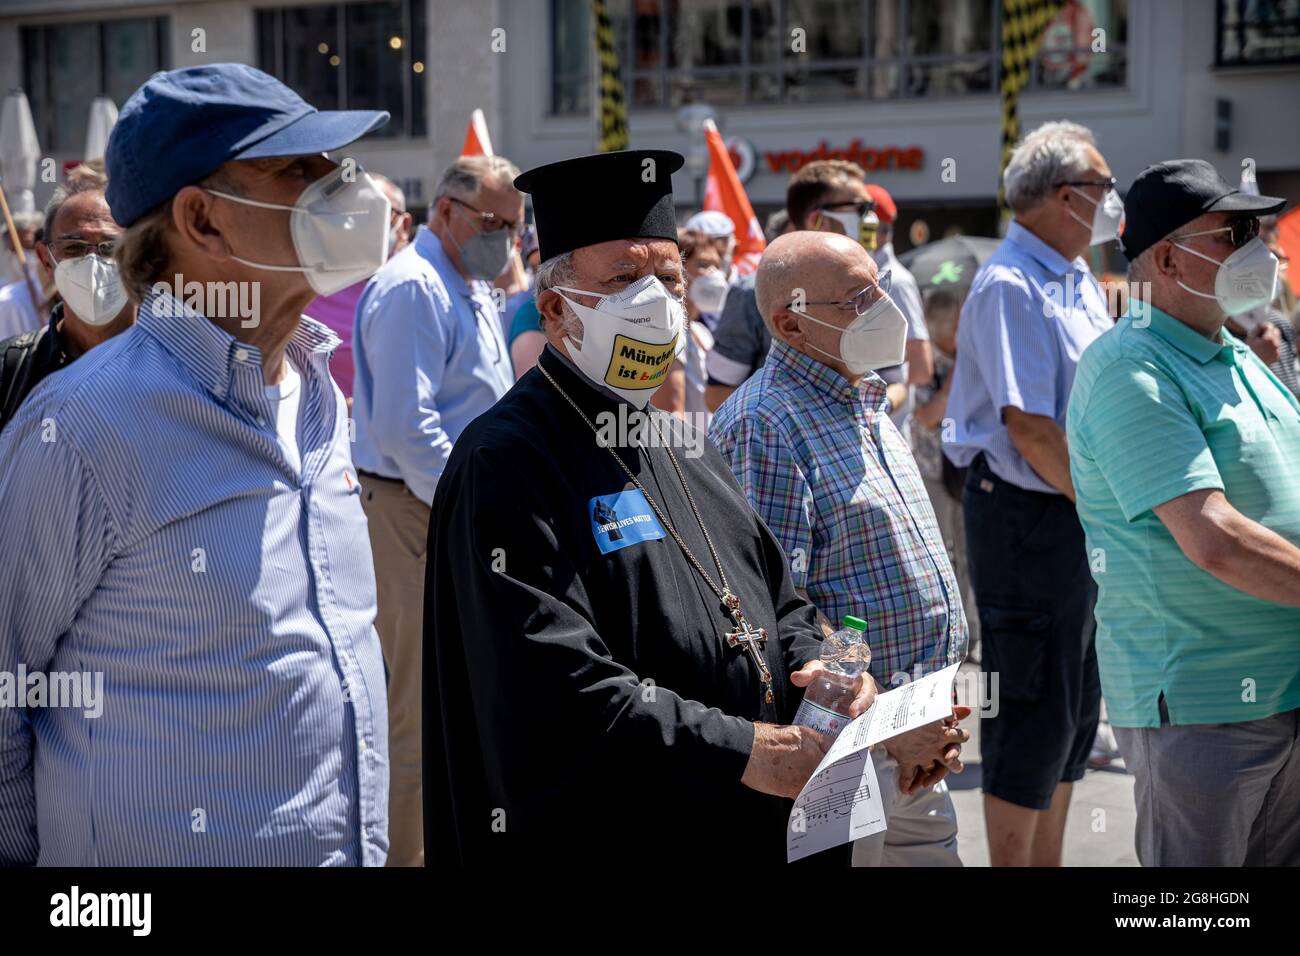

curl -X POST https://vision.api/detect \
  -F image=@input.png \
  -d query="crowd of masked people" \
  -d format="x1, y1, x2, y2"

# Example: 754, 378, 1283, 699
1, 62, 1297, 870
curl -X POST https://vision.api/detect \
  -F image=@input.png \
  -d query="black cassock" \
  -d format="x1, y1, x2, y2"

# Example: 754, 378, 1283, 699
423, 345, 833, 865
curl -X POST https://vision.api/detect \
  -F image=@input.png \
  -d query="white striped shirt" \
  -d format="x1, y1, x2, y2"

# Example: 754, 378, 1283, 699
0, 291, 388, 866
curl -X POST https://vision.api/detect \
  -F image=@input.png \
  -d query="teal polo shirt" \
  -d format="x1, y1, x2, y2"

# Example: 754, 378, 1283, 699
1067, 301, 1300, 729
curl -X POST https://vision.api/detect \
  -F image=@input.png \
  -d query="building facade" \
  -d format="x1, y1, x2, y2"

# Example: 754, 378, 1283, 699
1, 0, 1297, 255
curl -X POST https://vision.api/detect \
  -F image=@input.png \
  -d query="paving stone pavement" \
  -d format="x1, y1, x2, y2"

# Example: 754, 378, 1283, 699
947, 663, 1140, 867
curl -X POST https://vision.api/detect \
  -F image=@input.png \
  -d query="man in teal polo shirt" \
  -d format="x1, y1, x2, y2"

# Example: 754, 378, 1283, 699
1068, 159, 1300, 866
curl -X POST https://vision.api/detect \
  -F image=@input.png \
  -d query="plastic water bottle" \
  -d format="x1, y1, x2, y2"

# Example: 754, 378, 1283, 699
793, 616, 871, 737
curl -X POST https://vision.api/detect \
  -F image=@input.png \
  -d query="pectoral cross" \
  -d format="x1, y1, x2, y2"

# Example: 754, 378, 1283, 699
723, 590, 773, 704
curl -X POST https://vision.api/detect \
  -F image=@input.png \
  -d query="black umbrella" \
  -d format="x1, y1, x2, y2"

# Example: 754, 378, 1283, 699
898, 235, 1001, 290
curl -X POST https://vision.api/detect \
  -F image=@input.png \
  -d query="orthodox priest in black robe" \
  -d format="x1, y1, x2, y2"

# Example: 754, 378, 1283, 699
423, 150, 871, 865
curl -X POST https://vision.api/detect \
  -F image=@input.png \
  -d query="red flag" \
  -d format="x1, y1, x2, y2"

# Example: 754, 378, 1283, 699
1279, 207, 1300, 299
702, 119, 764, 276
461, 108, 494, 157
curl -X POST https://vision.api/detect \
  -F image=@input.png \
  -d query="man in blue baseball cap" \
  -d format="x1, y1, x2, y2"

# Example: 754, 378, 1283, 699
0, 64, 392, 866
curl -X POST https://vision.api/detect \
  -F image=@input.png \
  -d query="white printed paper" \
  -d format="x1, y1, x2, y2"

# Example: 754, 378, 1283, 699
786, 663, 961, 862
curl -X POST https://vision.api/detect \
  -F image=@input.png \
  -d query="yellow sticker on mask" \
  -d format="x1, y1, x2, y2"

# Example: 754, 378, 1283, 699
603, 333, 679, 390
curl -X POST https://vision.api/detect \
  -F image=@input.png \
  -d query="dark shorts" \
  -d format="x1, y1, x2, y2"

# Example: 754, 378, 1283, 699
962, 455, 1101, 811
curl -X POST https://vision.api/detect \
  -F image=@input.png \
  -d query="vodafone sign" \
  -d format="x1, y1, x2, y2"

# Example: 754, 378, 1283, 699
763, 138, 924, 174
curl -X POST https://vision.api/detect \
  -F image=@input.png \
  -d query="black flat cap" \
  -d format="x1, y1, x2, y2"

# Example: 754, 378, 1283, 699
1120, 158, 1285, 260
514, 150, 684, 262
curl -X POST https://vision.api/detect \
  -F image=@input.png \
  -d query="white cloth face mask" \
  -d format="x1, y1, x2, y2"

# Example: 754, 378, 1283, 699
53, 253, 128, 327
206, 167, 392, 296
688, 267, 729, 314
1173, 235, 1279, 317
1067, 186, 1125, 245
555, 275, 686, 408
794, 292, 908, 375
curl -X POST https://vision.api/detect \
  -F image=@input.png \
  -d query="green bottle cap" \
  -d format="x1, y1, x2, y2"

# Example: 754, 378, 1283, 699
843, 615, 867, 631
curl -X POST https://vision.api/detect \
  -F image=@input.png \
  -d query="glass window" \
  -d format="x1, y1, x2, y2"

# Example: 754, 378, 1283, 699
548, 0, 1125, 113
634, 0, 664, 71
907, 0, 994, 57
21, 17, 168, 154
284, 5, 340, 110
1217, 0, 1300, 66
670, 0, 747, 69
1031, 0, 1128, 90
103, 20, 164, 110
785, 0, 864, 60
670, 72, 745, 106
257, 0, 427, 138
553, 0, 592, 114
749, 0, 779, 64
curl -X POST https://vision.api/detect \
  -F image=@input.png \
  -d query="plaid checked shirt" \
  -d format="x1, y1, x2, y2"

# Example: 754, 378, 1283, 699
710, 339, 967, 686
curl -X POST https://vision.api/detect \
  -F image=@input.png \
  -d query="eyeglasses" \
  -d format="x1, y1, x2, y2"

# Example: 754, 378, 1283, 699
1170, 217, 1260, 250
46, 238, 117, 260
816, 200, 876, 219
795, 270, 892, 315
1057, 177, 1118, 190
451, 197, 520, 238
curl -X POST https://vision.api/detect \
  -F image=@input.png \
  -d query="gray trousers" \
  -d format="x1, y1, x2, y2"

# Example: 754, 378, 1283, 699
1114, 705, 1300, 866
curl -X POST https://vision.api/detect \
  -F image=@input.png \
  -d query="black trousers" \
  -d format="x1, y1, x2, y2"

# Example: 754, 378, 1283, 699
962, 454, 1100, 811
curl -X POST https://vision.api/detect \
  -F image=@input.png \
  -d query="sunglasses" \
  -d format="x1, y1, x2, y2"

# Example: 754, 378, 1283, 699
1057, 176, 1118, 191
1170, 217, 1260, 250
817, 200, 876, 219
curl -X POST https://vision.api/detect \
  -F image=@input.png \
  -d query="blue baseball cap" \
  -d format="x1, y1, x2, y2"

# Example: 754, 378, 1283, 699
106, 63, 389, 227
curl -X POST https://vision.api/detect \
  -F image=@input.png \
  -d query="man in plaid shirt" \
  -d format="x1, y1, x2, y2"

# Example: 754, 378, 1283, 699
711, 230, 969, 867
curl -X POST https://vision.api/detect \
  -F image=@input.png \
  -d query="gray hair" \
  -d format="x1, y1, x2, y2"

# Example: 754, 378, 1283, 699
1002, 121, 1098, 215
534, 251, 575, 297
432, 154, 522, 206
114, 166, 235, 303
41, 173, 109, 242
533, 251, 579, 337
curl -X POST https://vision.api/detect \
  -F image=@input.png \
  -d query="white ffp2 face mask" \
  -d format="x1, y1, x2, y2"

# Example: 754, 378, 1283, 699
555, 275, 686, 408
53, 253, 128, 327
207, 167, 392, 296
688, 267, 729, 314
795, 293, 908, 375
1067, 187, 1125, 245
1173, 236, 1279, 317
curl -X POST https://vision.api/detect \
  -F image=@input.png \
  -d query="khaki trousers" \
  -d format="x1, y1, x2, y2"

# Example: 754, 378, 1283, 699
361, 473, 430, 867
852, 748, 963, 867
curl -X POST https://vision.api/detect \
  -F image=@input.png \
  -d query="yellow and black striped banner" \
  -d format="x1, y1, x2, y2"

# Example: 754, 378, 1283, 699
592, 0, 629, 152
1000, 0, 1063, 216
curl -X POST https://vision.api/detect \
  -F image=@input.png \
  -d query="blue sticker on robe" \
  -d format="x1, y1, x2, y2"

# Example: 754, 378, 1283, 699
589, 489, 667, 554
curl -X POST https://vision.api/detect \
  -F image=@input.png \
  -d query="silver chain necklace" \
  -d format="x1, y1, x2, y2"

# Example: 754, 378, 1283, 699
538, 361, 774, 704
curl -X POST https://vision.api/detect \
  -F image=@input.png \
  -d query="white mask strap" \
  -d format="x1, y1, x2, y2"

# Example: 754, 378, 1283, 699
1172, 241, 1224, 268
205, 187, 300, 213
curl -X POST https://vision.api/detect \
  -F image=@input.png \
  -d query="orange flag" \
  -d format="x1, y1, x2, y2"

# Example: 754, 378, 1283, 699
461, 108, 494, 157
702, 119, 764, 276
1279, 207, 1300, 298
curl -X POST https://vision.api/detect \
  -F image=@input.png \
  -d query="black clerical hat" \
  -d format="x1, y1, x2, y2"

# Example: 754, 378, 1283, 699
514, 150, 685, 262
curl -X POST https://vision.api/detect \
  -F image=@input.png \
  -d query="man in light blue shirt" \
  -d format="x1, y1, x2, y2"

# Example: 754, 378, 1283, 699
0, 65, 390, 866
942, 121, 1118, 867
350, 154, 518, 866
